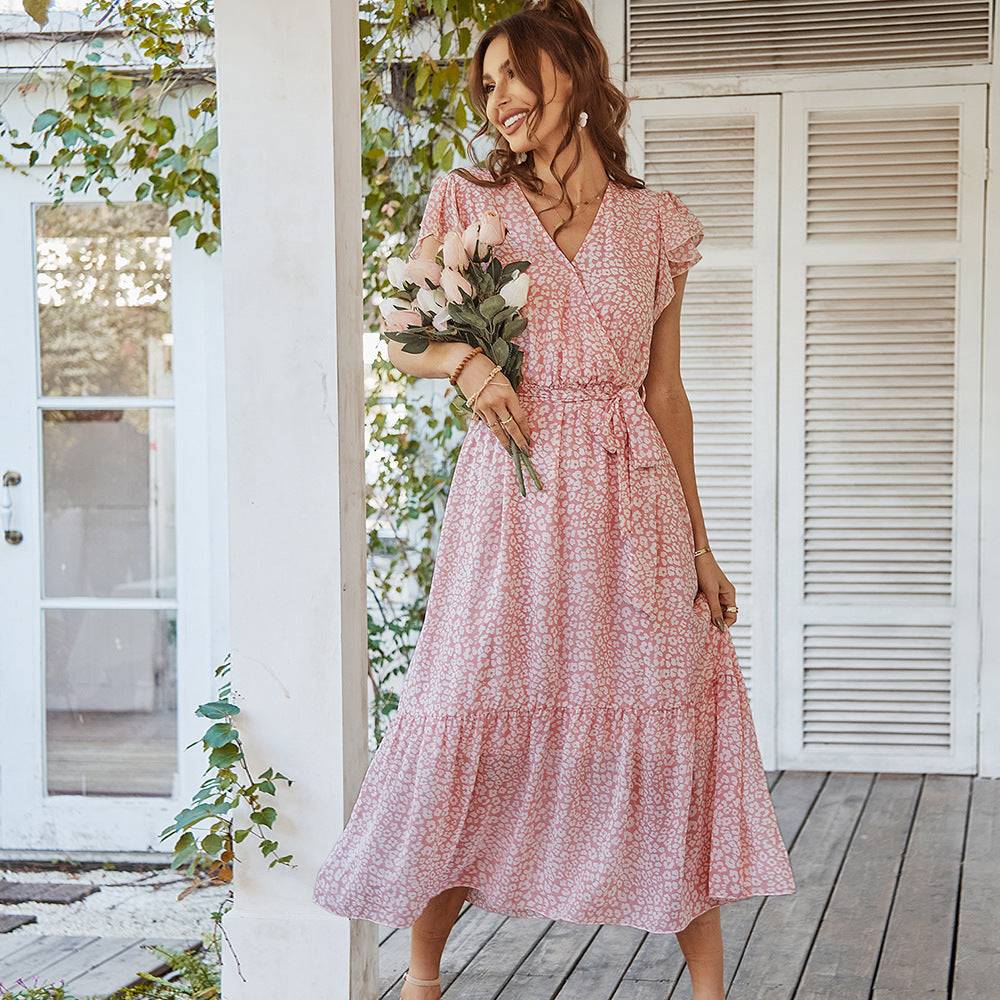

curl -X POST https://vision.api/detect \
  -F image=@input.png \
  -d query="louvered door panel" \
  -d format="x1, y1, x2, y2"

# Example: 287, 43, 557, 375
778, 86, 984, 773
627, 1, 992, 78
628, 96, 780, 758
804, 263, 956, 600
803, 624, 953, 750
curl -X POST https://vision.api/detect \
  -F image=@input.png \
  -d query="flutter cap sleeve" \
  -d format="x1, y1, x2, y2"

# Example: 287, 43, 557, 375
661, 190, 704, 277
409, 171, 459, 260
653, 189, 705, 315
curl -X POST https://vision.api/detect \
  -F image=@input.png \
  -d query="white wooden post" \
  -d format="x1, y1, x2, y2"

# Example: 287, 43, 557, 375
214, 1, 374, 997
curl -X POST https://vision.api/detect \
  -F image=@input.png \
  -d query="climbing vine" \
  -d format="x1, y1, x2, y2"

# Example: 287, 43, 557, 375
4, 0, 521, 745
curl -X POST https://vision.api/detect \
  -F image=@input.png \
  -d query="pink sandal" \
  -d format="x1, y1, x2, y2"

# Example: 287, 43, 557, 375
403, 971, 441, 989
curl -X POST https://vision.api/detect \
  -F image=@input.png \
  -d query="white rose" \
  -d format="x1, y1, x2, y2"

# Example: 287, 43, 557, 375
432, 307, 452, 332
416, 286, 447, 315
378, 295, 410, 319
386, 257, 408, 289
498, 271, 529, 309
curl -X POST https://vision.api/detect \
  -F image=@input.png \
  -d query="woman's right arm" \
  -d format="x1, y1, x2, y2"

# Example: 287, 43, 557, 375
384, 235, 530, 451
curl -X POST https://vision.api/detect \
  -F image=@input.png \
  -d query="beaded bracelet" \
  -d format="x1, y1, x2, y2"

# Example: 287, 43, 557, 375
466, 364, 502, 410
448, 346, 482, 386
694, 546, 711, 558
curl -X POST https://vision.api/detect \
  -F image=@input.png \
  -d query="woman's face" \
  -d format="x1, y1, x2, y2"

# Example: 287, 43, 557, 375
481, 34, 572, 158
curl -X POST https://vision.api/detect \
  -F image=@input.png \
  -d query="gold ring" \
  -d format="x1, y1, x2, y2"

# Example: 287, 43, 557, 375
500, 416, 515, 427
725, 606, 738, 613
486, 421, 498, 428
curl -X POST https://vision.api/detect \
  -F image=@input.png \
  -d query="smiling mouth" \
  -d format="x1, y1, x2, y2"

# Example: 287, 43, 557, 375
502, 110, 528, 132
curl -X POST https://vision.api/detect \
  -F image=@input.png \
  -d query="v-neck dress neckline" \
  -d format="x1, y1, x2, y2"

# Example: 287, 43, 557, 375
514, 177, 614, 267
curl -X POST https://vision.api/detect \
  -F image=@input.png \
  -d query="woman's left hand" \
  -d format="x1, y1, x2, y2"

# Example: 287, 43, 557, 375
695, 551, 737, 632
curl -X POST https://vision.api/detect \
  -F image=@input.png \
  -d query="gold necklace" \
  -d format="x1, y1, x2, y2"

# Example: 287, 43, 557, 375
535, 184, 608, 225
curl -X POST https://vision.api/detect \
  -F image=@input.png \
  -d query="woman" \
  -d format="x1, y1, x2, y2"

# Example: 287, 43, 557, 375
314, 2, 795, 997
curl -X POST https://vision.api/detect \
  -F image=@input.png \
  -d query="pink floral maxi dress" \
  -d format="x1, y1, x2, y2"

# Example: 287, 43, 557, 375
313, 168, 796, 933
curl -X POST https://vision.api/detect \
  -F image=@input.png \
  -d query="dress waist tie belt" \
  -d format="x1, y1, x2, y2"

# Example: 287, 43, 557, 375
518, 382, 667, 539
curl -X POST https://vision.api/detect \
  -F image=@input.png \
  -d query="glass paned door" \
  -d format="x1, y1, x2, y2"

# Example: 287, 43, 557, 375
35, 204, 179, 799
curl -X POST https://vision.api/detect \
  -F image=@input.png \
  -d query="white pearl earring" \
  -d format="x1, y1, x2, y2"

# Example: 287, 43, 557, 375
514, 151, 528, 164
578, 111, 588, 129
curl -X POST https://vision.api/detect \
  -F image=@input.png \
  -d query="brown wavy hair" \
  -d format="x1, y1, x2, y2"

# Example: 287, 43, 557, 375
456, 0, 644, 240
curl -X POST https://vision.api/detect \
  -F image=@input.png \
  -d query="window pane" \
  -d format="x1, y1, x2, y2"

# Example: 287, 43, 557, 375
35, 203, 172, 398
45, 609, 177, 797
43, 408, 176, 598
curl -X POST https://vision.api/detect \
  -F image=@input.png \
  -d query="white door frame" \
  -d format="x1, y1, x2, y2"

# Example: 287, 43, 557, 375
0, 169, 226, 850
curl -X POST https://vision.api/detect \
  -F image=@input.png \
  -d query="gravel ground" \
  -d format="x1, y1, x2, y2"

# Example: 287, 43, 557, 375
0, 868, 229, 942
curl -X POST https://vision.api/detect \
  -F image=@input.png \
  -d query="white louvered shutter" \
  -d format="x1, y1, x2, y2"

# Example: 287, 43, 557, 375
628, 96, 781, 766
626, 1, 993, 78
777, 86, 986, 773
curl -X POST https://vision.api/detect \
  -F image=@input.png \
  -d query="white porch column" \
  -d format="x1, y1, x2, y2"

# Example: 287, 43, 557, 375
214, 2, 374, 997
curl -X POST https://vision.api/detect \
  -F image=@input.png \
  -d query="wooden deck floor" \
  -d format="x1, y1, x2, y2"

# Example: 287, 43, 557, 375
378, 771, 1000, 1000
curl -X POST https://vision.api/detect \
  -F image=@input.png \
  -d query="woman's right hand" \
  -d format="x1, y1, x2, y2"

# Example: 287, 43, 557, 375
457, 353, 531, 454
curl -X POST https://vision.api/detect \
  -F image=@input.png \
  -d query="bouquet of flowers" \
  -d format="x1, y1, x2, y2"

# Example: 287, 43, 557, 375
380, 208, 543, 495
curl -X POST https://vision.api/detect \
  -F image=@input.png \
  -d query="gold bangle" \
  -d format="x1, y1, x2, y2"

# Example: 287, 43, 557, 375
448, 346, 482, 386
694, 546, 711, 558
466, 363, 502, 410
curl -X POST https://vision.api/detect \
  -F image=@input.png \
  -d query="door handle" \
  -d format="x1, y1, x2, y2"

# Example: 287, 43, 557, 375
2, 471, 22, 545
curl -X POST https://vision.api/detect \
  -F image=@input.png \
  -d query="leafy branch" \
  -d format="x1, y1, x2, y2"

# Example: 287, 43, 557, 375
160, 656, 294, 888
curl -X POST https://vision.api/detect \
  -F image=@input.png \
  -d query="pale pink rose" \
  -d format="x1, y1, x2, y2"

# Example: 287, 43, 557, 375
478, 209, 506, 247
404, 258, 443, 289
442, 231, 469, 270
462, 222, 481, 258
439, 267, 473, 303
384, 309, 423, 331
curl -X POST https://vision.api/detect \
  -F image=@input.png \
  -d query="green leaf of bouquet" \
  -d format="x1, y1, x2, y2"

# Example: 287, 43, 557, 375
401, 340, 429, 354
500, 260, 531, 282
505, 315, 528, 339
480, 295, 506, 319
490, 339, 510, 365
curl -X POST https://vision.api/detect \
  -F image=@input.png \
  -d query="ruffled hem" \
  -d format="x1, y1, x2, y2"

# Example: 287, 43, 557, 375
312, 663, 796, 932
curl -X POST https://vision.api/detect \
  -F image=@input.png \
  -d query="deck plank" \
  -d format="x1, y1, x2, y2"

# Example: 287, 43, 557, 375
795, 773, 921, 999
495, 920, 600, 1000
614, 927, 686, 993
726, 772, 873, 1000
0, 935, 98, 982
551, 923, 646, 999
66, 936, 202, 995
953, 777, 1000, 998
444, 917, 552, 999
873, 774, 970, 999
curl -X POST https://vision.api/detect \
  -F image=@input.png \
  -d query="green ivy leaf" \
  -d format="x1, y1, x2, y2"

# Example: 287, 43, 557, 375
202, 721, 234, 748
208, 742, 243, 768
31, 110, 60, 133
197, 700, 240, 719
22, 0, 52, 29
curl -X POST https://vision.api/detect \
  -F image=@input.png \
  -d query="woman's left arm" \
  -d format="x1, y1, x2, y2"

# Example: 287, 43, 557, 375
643, 271, 737, 632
